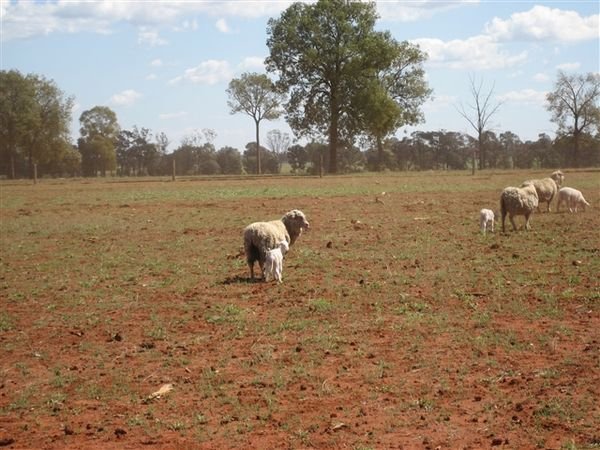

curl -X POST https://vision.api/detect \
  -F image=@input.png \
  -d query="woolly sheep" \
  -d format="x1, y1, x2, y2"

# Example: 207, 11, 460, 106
264, 240, 289, 283
521, 170, 564, 212
243, 209, 310, 280
500, 182, 539, 232
557, 187, 590, 213
479, 208, 495, 234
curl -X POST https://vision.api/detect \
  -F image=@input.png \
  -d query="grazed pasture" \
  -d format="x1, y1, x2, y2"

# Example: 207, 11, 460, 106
1, 170, 599, 449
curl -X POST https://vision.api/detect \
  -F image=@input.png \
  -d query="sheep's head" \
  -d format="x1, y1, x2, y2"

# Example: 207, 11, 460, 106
551, 170, 565, 187
282, 209, 310, 245
278, 240, 290, 254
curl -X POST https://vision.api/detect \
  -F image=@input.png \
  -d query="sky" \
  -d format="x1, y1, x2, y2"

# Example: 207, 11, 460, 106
1, 0, 599, 153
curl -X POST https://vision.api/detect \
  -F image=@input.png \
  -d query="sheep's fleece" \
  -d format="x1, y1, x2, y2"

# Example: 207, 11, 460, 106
500, 183, 539, 231
243, 210, 310, 279
521, 171, 563, 212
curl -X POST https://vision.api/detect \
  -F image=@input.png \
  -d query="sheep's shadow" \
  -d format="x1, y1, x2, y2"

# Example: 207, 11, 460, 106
221, 275, 262, 285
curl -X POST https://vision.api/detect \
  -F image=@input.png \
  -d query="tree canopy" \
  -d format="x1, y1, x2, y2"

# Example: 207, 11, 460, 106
226, 72, 284, 174
78, 106, 120, 176
266, 0, 430, 173
0, 70, 74, 179
546, 71, 600, 167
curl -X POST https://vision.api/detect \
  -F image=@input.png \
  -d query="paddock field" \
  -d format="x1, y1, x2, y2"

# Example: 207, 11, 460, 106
1, 170, 599, 449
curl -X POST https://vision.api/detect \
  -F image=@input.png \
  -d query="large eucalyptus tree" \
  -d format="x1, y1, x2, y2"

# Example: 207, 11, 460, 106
266, 0, 430, 173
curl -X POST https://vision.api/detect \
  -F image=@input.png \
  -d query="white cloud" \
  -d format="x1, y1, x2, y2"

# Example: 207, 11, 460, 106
145, 73, 158, 81
237, 56, 265, 72
138, 27, 167, 46
150, 58, 163, 67
497, 89, 547, 105
169, 60, 233, 85
413, 36, 527, 70
159, 111, 188, 120
216, 18, 231, 33
1, 1, 292, 42
174, 19, 198, 32
376, 0, 478, 22
533, 73, 550, 83
110, 89, 142, 106
485, 5, 599, 43
556, 62, 581, 71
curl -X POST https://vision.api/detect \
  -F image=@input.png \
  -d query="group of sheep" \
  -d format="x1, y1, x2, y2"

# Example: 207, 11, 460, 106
480, 170, 591, 234
242, 171, 590, 283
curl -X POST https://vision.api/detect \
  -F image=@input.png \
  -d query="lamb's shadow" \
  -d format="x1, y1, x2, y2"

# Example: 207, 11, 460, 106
221, 275, 261, 285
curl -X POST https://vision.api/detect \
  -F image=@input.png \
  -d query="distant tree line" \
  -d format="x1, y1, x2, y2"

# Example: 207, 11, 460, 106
2, 66, 599, 179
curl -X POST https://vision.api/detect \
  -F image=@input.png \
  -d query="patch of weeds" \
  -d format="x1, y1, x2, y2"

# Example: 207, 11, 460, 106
52, 367, 74, 388
46, 392, 67, 414
414, 397, 435, 412
7, 385, 36, 411
533, 398, 583, 425
308, 298, 334, 313
472, 309, 491, 328
167, 420, 188, 432
455, 289, 478, 310
0, 312, 14, 331
15, 362, 30, 376
205, 304, 246, 326
128, 415, 147, 427
535, 292, 562, 319
146, 313, 168, 340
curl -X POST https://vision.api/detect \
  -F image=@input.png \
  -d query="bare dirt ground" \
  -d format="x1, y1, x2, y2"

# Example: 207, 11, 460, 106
1, 172, 599, 449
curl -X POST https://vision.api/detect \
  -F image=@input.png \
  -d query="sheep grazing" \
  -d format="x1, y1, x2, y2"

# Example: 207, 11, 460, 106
500, 182, 539, 232
264, 240, 289, 283
243, 209, 310, 280
521, 170, 564, 212
479, 209, 495, 234
557, 187, 590, 213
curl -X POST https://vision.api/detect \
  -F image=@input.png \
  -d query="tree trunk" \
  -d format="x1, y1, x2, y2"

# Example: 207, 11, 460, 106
573, 133, 580, 168
255, 119, 261, 175
377, 135, 384, 171
329, 93, 338, 174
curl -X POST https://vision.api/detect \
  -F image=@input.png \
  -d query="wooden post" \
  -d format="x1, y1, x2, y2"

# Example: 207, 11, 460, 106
33, 163, 38, 184
172, 157, 176, 181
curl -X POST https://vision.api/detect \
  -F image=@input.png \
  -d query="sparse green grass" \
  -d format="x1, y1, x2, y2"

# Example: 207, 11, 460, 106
1, 169, 599, 449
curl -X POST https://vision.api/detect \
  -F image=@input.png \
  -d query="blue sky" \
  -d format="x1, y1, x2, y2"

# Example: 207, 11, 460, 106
1, 1, 598, 152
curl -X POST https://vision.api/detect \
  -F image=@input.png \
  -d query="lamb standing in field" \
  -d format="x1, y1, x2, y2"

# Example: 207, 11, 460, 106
500, 182, 539, 232
263, 240, 289, 283
521, 170, 564, 212
479, 208, 495, 234
557, 187, 590, 213
243, 209, 310, 280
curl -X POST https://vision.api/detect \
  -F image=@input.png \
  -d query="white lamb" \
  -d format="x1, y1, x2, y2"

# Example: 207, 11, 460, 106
264, 240, 289, 283
500, 182, 539, 232
479, 209, 495, 234
557, 187, 590, 213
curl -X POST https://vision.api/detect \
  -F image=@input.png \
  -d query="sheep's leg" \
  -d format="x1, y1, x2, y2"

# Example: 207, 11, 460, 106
248, 261, 255, 280
509, 214, 518, 231
501, 213, 507, 232
524, 213, 532, 230
490, 220, 494, 233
